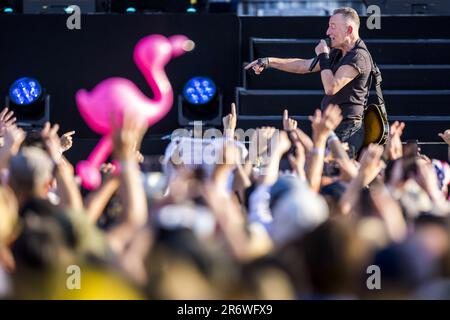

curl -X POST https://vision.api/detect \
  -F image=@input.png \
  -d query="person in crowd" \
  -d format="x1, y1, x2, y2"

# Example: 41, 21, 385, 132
0, 100, 449, 300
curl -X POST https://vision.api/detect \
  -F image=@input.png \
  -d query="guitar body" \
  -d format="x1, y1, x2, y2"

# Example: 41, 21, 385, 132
363, 103, 389, 146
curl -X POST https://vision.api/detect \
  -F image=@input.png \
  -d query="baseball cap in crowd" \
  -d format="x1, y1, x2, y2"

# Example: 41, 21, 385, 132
270, 176, 329, 246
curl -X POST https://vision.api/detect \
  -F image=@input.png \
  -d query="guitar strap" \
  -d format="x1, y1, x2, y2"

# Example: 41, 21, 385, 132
356, 41, 388, 121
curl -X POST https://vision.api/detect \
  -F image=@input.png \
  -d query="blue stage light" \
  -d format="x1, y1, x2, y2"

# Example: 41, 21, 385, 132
9, 77, 42, 106
64, 6, 74, 14
183, 77, 217, 105
125, 7, 136, 13
3, 7, 14, 13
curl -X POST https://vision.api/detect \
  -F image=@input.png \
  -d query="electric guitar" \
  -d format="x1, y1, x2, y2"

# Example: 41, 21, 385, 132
363, 102, 389, 146
359, 46, 389, 147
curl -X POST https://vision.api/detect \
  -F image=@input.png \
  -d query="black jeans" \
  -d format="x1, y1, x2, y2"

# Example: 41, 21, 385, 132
334, 119, 365, 159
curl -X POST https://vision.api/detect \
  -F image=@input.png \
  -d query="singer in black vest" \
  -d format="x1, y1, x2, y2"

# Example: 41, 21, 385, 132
245, 7, 372, 157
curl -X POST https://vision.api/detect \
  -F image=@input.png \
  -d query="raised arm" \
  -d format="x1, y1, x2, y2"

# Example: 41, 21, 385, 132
0, 108, 17, 140
84, 175, 120, 223
222, 103, 237, 140
0, 125, 25, 170
307, 104, 343, 192
438, 129, 450, 162
258, 128, 291, 186
339, 144, 385, 215
245, 57, 319, 75
107, 112, 149, 255
206, 142, 273, 261
41, 122, 84, 212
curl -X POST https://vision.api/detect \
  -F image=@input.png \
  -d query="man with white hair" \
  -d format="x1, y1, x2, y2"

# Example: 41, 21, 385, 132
246, 7, 373, 156
8, 146, 55, 209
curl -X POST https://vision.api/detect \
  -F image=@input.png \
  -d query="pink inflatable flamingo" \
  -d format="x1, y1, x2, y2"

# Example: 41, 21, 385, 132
76, 34, 194, 189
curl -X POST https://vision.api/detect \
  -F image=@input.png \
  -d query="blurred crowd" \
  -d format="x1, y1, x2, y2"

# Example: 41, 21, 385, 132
1, 103, 450, 299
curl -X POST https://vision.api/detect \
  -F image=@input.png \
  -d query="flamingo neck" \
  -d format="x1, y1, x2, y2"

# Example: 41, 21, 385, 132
135, 48, 173, 113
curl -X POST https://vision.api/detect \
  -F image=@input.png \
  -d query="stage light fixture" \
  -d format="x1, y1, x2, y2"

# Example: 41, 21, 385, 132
9, 77, 42, 106
182, 76, 216, 105
125, 6, 136, 13
178, 76, 222, 126
22, 0, 97, 14
111, 0, 209, 13
6, 77, 50, 129
186, 0, 199, 13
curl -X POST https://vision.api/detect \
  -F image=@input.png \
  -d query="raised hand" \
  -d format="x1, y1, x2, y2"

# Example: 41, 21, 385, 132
249, 126, 276, 159
414, 158, 444, 202
385, 121, 405, 161
339, 144, 385, 215
259, 130, 291, 185
222, 103, 237, 139
41, 122, 63, 163
290, 128, 314, 154
0, 108, 17, 137
335, 157, 359, 182
60, 131, 76, 152
438, 129, 450, 146
111, 112, 148, 161
315, 39, 330, 56
282, 109, 297, 132
305, 105, 341, 192
3, 125, 25, 155
270, 129, 291, 157
359, 143, 385, 185
212, 141, 242, 192
309, 104, 343, 142
370, 183, 407, 242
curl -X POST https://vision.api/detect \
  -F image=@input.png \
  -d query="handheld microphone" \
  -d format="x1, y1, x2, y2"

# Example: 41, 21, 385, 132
309, 37, 332, 72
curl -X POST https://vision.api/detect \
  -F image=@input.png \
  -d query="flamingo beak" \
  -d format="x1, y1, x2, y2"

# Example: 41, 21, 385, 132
182, 39, 195, 52
169, 35, 194, 58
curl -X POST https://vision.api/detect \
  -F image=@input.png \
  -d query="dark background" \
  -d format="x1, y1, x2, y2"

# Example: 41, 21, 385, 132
1, 14, 449, 163
0, 13, 240, 163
